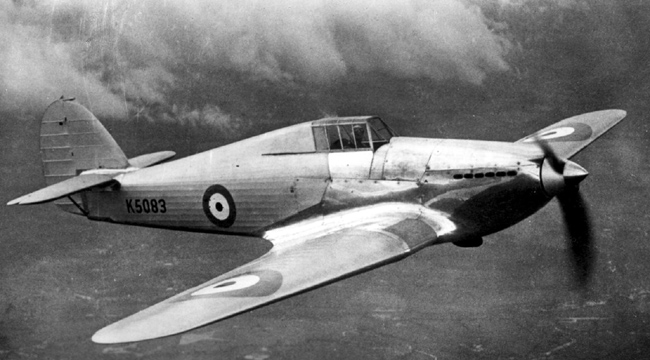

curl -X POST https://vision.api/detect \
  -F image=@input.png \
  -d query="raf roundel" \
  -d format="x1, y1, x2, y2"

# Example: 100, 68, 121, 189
523, 123, 593, 143
191, 274, 260, 296
185, 270, 283, 298
523, 126, 575, 142
202, 185, 236, 228
533, 127, 575, 140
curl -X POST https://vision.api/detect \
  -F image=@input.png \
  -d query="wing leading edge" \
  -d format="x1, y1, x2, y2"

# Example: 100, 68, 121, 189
92, 203, 455, 344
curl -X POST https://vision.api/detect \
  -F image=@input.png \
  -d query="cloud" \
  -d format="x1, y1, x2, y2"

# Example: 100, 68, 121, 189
0, 1, 126, 117
162, 0, 511, 84
0, 0, 511, 120
0, 0, 173, 118
329, 0, 511, 83
166, 104, 247, 134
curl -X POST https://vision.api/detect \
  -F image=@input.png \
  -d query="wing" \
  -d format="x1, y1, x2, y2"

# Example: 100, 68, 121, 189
92, 203, 455, 344
516, 109, 626, 159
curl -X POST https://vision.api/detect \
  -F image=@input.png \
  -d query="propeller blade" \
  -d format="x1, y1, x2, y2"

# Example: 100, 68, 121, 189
536, 137, 565, 174
557, 188, 594, 287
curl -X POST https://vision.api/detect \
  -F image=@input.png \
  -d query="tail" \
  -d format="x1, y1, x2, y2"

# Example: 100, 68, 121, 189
40, 97, 129, 185
8, 98, 175, 214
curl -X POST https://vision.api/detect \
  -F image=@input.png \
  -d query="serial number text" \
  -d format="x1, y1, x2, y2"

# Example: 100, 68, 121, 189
126, 198, 167, 214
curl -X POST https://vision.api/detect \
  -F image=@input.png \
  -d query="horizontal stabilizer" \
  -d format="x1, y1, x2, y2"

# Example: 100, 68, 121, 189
128, 151, 176, 169
7, 174, 116, 205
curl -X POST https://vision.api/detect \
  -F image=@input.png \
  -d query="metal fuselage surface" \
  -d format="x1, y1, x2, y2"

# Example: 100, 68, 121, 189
80, 121, 550, 244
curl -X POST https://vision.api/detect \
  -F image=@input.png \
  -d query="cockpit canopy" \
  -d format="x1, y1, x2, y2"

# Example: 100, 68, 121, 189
248, 116, 397, 156
311, 116, 397, 152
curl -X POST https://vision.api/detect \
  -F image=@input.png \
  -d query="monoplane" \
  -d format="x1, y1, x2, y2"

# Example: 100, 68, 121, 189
8, 98, 626, 343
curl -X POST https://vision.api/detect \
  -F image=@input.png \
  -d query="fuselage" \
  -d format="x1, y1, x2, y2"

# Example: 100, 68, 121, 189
79, 117, 551, 244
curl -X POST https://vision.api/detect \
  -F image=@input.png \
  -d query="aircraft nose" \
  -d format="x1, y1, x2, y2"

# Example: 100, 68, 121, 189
540, 158, 589, 196
563, 160, 589, 186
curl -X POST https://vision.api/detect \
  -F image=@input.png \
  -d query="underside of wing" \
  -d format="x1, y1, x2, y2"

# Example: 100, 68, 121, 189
92, 203, 455, 344
516, 109, 626, 159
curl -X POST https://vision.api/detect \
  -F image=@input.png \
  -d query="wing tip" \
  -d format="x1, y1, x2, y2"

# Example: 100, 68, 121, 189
600, 108, 627, 120
91, 328, 140, 344
91, 318, 180, 344
595, 109, 627, 130
614, 109, 627, 119
91, 331, 112, 344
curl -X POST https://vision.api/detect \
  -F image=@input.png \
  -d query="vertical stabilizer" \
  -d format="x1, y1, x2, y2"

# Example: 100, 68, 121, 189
40, 98, 128, 214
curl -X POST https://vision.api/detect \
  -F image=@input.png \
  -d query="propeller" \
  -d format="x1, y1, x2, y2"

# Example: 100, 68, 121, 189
536, 138, 594, 287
